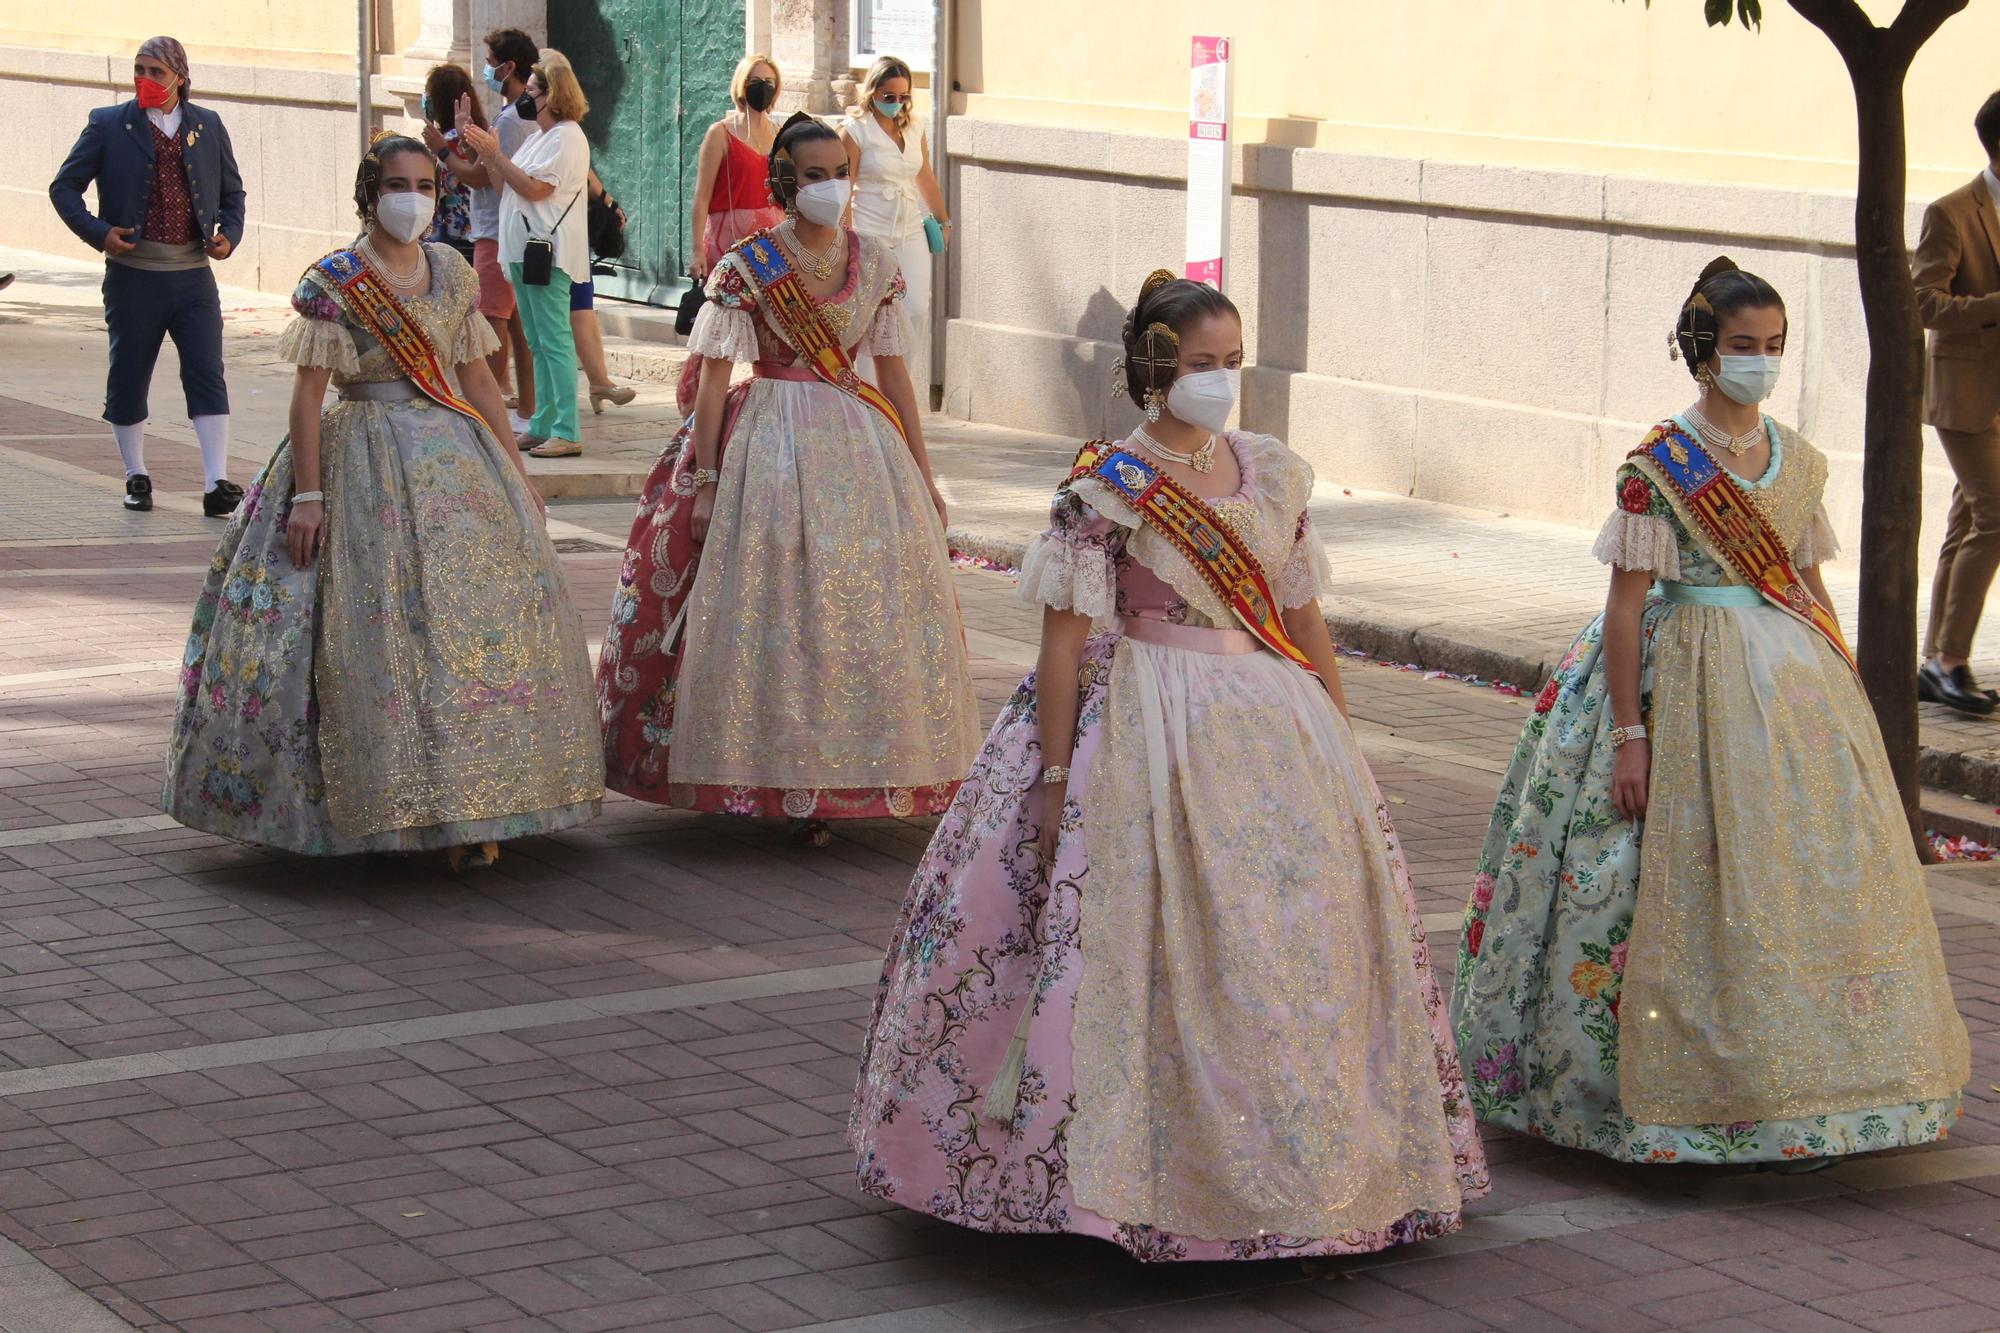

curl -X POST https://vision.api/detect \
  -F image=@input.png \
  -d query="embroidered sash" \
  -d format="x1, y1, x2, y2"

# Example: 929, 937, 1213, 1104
1071, 441, 1318, 677
1628, 422, 1856, 672
313, 248, 482, 422
730, 231, 907, 442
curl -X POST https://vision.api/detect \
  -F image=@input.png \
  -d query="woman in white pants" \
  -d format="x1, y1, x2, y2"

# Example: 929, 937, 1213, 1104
841, 56, 949, 389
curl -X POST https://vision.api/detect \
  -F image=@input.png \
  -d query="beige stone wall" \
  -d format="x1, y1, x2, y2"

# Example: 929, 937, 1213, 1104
942, 119, 1953, 552
953, 0, 2000, 201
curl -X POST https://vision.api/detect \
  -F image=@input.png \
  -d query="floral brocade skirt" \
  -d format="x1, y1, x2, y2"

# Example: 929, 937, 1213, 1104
1450, 601, 1966, 1163
851, 626, 1488, 1259
163, 396, 603, 854
597, 377, 980, 818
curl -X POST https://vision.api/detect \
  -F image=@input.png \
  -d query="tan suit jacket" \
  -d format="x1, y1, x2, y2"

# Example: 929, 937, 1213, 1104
1915, 174, 2000, 433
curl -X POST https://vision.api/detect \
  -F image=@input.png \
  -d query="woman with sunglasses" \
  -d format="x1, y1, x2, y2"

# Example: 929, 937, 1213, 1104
840, 56, 949, 387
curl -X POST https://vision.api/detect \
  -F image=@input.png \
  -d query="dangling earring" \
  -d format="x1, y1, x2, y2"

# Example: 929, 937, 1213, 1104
1694, 364, 1715, 391
1144, 387, 1165, 423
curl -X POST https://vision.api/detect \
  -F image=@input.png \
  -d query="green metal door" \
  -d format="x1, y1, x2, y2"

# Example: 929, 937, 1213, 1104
552, 0, 741, 307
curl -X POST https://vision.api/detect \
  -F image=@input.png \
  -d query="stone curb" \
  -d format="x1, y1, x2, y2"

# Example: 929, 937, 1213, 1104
943, 525, 2000, 844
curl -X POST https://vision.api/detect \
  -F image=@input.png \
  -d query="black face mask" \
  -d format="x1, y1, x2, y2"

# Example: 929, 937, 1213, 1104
744, 79, 777, 112
515, 92, 540, 120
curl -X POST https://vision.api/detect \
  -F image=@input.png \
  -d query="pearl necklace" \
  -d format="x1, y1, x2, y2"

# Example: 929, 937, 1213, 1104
1132, 424, 1217, 474
360, 237, 427, 294
780, 221, 841, 282
1686, 404, 1763, 458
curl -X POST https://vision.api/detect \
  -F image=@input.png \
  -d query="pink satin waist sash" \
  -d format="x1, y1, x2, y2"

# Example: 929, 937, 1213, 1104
752, 362, 819, 383
1117, 616, 1261, 656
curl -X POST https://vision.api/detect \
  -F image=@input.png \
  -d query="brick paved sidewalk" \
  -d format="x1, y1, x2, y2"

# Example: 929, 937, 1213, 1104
0, 464, 1997, 1331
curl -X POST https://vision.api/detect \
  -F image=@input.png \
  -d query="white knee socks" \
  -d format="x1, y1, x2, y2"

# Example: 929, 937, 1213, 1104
113, 421, 146, 478
191, 415, 230, 491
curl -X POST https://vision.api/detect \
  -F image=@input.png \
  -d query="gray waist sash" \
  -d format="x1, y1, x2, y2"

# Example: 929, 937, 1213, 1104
337, 380, 424, 403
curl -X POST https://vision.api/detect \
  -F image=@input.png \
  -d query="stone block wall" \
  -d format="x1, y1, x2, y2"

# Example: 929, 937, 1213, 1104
942, 117, 1952, 549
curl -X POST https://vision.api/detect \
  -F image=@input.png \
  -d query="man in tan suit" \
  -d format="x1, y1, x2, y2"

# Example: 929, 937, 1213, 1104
1918, 91, 2000, 715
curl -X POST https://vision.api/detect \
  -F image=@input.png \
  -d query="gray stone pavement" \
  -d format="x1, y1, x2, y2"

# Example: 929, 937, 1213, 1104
3, 243, 2000, 1329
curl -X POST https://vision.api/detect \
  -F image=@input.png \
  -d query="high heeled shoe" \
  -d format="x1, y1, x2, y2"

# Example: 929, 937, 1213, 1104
445, 841, 501, 874
589, 383, 637, 414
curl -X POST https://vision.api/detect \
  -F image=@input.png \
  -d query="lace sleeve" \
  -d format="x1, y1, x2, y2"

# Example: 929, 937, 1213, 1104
448, 310, 502, 365
1592, 466, 1682, 579
1792, 502, 1841, 569
1017, 487, 1122, 618
1275, 514, 1334, 609
275, 275, 356, 374
687, 300, 759, 363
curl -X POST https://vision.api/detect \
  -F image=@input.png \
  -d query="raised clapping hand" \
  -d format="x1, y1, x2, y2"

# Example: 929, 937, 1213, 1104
460, 121, 500, 164
454, 92, 473, 138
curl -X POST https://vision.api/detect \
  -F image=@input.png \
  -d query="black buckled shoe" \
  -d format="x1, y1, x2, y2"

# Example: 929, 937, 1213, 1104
1918, 659, 1997, 716
203, 479, 244, 519
123, 473, 152, 512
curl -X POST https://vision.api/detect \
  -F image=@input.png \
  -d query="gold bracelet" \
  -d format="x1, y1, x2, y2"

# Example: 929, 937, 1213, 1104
1040, 765, 1070, 785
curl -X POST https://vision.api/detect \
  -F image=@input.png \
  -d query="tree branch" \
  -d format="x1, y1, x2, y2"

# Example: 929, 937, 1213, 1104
1785, 0, 1876, 61
1885, 0, 1970, 63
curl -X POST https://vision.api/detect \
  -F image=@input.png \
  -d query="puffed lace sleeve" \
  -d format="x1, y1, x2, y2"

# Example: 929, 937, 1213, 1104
868, 264, 910, 358
448, 308, 502, 365
1017, 486, 1122, 618
686, 256, 759, 362
1592, 464, 1682, 579
1792, 502, 1841, 569
1275, 513, 1335, 609
275, 272, 359, 375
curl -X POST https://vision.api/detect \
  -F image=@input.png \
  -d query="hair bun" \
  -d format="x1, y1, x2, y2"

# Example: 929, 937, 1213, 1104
1138, 268, 1177, 304
1696, 255, 1740, 284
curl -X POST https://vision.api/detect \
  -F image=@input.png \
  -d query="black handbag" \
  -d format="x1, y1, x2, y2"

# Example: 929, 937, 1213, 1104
521, 188, 583, 286
588, 192, 627, 260
675, 280, 707, 336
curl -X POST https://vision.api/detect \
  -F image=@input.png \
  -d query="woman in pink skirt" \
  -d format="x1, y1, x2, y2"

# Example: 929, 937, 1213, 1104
851, 272, 1488, 1260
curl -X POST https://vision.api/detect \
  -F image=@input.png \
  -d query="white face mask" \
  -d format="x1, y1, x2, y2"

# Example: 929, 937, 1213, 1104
1713, 354, 1782, 407
1166, 367, 1241, 433
794, 179, 851, 228
375, 190, 435, 245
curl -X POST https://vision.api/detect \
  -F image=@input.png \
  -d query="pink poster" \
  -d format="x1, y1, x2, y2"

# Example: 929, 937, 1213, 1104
1185, 35, 1231, 291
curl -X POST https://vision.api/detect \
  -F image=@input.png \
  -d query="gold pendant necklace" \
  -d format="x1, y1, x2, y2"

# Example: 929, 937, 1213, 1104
360, 237, 425, 293
1687, 405, 1763, 458
782, 223, 840, 282
1132, 425, 1217, 474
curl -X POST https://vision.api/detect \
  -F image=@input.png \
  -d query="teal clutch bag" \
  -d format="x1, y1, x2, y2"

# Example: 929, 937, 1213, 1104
923, 215, 946, 253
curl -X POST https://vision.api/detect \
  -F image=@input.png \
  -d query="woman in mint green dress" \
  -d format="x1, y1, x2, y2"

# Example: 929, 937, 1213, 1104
1450, 258, 1968, 1167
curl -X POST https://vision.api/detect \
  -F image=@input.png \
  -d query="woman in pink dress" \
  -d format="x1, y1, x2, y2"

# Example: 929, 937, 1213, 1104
850, 272, 1488, 1259
676, 54, 787, 417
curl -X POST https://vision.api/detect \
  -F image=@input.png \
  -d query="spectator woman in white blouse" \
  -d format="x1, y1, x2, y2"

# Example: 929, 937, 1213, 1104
464, 50, 591, 458
840, 56, 949, 387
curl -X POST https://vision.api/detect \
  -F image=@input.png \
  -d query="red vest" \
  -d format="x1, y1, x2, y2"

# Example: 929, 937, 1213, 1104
143, 121, 198, 246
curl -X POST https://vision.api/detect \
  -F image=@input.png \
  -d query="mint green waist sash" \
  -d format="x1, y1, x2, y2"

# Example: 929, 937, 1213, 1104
1654, 580, 1764, 608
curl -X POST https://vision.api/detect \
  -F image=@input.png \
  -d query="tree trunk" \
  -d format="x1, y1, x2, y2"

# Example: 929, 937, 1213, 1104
1847, 69, 1931, 856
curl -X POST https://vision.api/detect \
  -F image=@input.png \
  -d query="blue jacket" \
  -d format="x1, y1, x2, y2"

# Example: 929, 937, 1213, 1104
49, 99, 245, 252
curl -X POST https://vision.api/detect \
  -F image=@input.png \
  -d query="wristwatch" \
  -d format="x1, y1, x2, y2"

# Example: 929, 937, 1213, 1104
1610, 723, 1648, 749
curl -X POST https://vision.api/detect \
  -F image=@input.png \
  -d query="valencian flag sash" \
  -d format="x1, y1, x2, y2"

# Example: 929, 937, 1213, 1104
1071, 440, 1319, 678
314, 249, 482, 422
1628, 421, 1857, 673
731, 231, 907, 442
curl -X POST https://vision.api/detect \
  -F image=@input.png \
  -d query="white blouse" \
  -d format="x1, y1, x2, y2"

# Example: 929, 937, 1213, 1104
498, 119, 591, 285
847, 111, 928, 244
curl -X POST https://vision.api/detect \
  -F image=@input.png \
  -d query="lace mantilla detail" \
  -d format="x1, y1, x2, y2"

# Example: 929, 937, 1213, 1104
868, 300, 910, 358
1017, 531, 1117, 619
448, 308, 502, 366
686, 302, 759, 363
1793, 503, 1841, 569
1275, 515, 1334, 609
1072, 432, 1318, 626
1592, 510, 1682, 580
275, 314, 360, 375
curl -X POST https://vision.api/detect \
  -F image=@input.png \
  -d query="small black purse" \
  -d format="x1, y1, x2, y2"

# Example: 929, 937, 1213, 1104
588, 191, 626, 260
675, 279, 707, 336
521, 189, 583, 287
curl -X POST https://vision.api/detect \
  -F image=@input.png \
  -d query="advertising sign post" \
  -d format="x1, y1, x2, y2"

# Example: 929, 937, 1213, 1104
1186, 36, 1233, 291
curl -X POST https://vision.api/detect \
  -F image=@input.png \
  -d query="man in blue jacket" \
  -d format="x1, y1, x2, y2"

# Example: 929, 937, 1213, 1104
50, 36, 245, 516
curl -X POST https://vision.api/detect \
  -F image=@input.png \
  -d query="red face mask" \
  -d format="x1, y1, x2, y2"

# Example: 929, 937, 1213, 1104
135, 76, 174, 110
